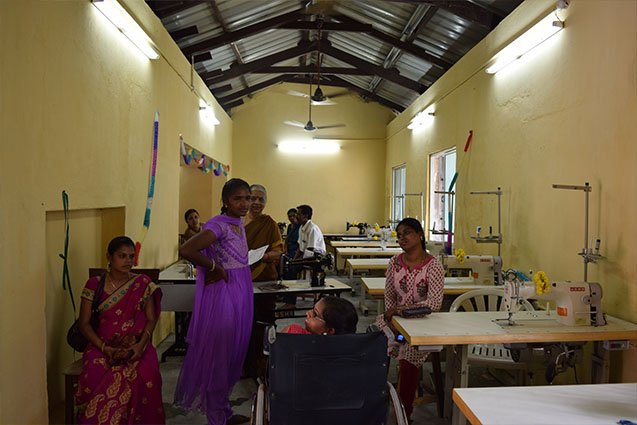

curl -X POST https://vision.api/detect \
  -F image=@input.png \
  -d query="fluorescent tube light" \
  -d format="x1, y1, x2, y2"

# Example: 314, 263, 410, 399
199, 102, 220, 125
92, 0, 160, 60
408, 106, 435, 130
278, 140, 340, 154
485, 11, 564, 74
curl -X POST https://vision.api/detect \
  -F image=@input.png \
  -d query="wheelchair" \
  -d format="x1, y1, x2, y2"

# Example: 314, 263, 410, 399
251, 330, 408, 425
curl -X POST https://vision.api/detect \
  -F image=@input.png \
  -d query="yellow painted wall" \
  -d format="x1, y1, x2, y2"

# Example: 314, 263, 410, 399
386, 0, 637, 381
0, 0, 232, 422
232, 83, 395, 231
178, 165, 227, 232
45, 208, 126, 412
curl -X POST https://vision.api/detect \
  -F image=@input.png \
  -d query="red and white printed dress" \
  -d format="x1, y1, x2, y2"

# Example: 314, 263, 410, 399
375, 253, 444, 367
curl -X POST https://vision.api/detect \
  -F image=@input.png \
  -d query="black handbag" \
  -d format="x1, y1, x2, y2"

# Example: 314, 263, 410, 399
66, 273, 106, 352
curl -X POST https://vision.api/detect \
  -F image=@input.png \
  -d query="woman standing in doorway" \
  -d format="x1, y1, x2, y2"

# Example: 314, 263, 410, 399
174, 178, 253, 425
375, 217, 444, 421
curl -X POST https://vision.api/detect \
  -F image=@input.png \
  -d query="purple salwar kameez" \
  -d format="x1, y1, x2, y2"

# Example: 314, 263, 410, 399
174, 214, 253, 425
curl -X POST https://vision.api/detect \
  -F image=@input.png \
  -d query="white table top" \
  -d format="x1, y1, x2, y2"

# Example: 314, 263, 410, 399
393, 311, 637, 346
252, 278, 350, 295
330, 240, 400, 248
346, 258, 391, 269
361, 276, 490, 296
453, 383, 637, 425
158, 260, 195, 283
336, 247, 402, 256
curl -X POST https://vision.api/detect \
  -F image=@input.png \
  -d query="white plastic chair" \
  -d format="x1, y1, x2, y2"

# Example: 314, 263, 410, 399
449, 288, 534, 384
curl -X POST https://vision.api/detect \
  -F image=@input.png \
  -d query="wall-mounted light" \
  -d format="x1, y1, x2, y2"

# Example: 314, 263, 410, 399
91, 0, 160, 60
199, 100, 220, 125
277, 140, 340, 154
408, 105, 435, 130
485, 7, 566, 74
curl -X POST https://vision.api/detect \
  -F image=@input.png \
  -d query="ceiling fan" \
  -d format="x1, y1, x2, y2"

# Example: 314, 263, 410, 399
287, 29, 348, 104
284, 81, 345, 132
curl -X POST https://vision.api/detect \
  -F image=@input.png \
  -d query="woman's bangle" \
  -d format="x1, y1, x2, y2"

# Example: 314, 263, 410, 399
145, 330, 152, 339
208, 259, 216, 272
101, 341, 105, 352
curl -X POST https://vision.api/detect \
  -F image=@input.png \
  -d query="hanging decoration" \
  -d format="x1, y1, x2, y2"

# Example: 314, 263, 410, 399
134, 112, 160, 266
179, 134, 229, 177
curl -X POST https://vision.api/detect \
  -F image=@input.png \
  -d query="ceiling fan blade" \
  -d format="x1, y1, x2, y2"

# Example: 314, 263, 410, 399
284, 120, 306, 128
286, 90, 309, 98
315, 124, 346, 130
311, 99, 337, 106
325, 90, 349, 99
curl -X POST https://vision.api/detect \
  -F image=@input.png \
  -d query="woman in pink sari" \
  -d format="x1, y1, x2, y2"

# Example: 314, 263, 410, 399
75, 236, 164, 425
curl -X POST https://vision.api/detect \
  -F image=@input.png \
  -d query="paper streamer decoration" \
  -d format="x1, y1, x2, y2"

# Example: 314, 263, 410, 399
134, 112, 159, 265
179, 137, 228, 177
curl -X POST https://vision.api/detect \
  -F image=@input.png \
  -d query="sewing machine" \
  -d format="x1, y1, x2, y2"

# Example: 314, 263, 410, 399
426, 240, 447, 257
280, 252, 333, 287
439, 255, 502, 285
503, 278, 606, 326
345, 221, 368, 235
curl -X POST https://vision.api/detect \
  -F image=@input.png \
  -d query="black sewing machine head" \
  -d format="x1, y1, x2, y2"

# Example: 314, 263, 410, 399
346, 221, 368, 235
282, 252, 333, 287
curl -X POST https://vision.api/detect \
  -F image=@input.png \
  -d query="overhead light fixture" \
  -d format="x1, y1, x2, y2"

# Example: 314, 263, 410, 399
408, 105, 435, 130
277, 140, 340, 154
485, 8, 565, 74
199, 100, 220, 125
91, 0, 160, 60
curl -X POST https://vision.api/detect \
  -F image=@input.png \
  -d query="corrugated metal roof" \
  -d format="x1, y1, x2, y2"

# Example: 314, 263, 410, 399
147, 0, 524, 113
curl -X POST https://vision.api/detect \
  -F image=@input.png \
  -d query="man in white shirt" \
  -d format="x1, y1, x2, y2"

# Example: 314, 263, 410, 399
281, 204, 327, 309
294, 204, 326, 259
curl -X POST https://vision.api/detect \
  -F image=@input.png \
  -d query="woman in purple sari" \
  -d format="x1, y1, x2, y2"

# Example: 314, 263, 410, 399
75, 236, 164, 424
174, 178, 253, 425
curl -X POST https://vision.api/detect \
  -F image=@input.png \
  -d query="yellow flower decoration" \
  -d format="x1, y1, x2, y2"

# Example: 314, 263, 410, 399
372, 235, 379, 240
374, 224, 381, 232
533, 271, 550, 295
454, 248, 465, 263
391, 230, 397, 238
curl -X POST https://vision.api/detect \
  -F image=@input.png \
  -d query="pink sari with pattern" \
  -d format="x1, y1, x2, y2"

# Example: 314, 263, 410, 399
75, 274, 165, 425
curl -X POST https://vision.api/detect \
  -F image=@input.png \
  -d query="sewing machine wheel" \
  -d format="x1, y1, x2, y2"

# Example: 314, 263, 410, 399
510, 348, 522, 363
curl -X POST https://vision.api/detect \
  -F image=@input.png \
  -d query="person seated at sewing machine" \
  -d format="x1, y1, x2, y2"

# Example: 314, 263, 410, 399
294, 204, 326, 259
281, 208, 301, 283
181, 208, 202, 243
283, 296, 358, 335
280, 204, 326, 310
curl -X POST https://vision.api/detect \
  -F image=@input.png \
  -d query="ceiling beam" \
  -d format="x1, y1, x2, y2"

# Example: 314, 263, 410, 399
217, 75, 288, 104
278, 20, 373, 32
221, 99, 244, 111
320, 44, 427, 93
203, 41, 317, 83
192, 52, 212, 63
182, 9, 305, 57
252, 66, 373, 76
333, 14, 452, 70
169, 25, 198, 41
383, 0, 501, 28
148, 1, 206, 19
210, 83, 233, 94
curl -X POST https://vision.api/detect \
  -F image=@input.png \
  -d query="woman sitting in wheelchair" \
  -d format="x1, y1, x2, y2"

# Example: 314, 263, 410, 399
283, 296, 358, 335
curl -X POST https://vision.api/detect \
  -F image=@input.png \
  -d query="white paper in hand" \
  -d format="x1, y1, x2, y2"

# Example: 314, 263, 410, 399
248, 245, 269, 265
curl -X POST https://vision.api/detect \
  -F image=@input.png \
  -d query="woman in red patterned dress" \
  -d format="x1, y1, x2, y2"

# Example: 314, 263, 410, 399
375, 217, 444, 420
